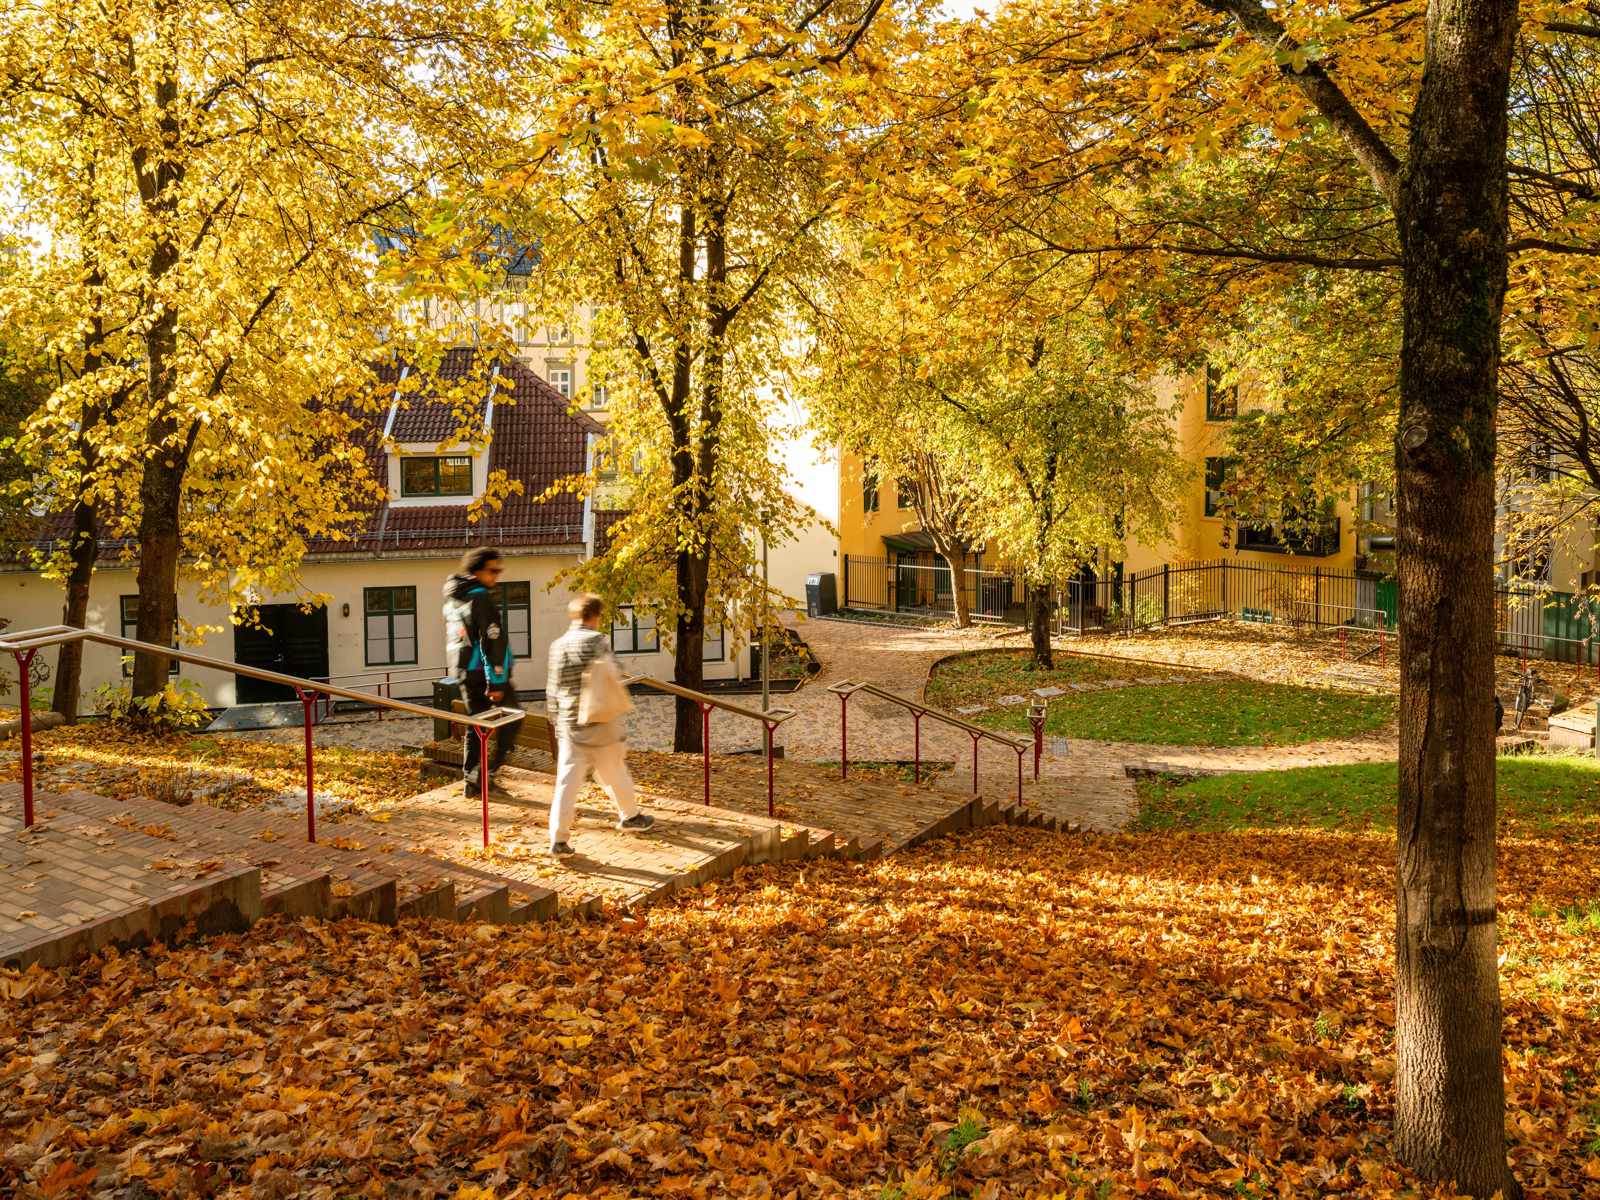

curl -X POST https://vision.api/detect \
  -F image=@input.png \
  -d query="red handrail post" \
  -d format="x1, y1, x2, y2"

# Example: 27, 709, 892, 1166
912, 710, 923, 784
700, 701, 713, 805
13, 647, 36, 828
763, 719, 777, 818
970, 731, 980, 794
476, 726, 492, 848
837, 689, 849, 780
294, 686, 318, 843
1015, 746, 1024, 805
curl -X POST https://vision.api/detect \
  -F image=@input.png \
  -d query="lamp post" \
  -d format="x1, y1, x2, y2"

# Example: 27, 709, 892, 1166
761, 513, 771, 714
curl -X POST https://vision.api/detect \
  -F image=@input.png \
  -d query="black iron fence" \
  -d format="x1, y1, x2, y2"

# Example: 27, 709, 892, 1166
842, 551, 1600, 667
842, 555, 1028, 623
1061, 560, 1387, 634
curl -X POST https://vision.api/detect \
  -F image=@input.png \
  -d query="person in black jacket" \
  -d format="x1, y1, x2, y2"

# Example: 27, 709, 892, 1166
444, 547, 525, 796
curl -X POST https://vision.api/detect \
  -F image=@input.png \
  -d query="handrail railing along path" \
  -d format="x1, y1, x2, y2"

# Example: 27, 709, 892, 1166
826, 680, 1033, 803
621, 673, 797, 817
1, 625, 805, 847
1, 625, 525, 847
311, 664, 448, 723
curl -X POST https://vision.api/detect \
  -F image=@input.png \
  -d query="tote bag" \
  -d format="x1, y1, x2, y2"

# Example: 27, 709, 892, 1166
578, 655, 635, 726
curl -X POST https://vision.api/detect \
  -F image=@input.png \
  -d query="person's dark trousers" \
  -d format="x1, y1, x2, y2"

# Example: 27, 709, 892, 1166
462, 677, 525, 794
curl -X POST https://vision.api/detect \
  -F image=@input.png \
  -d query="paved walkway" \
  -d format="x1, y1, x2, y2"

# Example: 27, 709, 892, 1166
781, 616, 1401, 831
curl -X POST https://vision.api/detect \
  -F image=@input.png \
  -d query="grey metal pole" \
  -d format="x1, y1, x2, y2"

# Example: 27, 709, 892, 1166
761, 525, 770, 713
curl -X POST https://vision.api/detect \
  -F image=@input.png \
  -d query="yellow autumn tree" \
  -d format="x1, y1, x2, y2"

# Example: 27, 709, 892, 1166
0, 0, 524, 701
856, 2, 1600, 1193
463, 0, 920, 749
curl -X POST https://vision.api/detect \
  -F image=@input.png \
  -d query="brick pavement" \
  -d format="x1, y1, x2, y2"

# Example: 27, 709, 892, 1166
0, 788, 261, 970
347, 764, 846, 914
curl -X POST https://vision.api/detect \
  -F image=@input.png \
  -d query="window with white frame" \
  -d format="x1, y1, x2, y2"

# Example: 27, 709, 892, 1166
703, 624, 725, 661
611, 605, 659, 654
364, 586, 417, 665
547, 364, 573, 398
589, 382, 609, 410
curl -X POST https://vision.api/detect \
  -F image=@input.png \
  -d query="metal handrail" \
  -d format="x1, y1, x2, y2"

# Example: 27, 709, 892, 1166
0, 624, 523, 845
312, 664, 449, 723
318, 664, 447, 687
827, 678, 1032, 803
621, 672, 797, 816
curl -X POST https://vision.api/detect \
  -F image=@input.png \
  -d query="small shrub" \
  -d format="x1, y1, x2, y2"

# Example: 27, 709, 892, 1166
939, 1109, 987, 1175
1132, 593, 1165, 628
93, 679, 210, 735
141, 767, 202, 807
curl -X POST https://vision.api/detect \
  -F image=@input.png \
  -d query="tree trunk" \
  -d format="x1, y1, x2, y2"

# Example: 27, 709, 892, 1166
53, 504, 99, 722
1027, 582, 1053, 669
1391, 2, 1519, 1196
944, 549, 971, 627
672, 548, 709, 752
131, 426, 184, 697
672, 176, 731, 753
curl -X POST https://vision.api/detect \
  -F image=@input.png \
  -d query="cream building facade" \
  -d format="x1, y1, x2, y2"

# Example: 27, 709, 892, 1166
1, 350, 748, 709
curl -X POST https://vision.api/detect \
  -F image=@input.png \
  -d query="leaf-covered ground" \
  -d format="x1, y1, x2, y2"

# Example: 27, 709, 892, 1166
1135, 757, 1600, 839
0, 724, 421, 814
4, 823, 1598, 1199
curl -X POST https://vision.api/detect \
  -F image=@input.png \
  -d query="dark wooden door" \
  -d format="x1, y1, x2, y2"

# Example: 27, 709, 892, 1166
233, 605, 329, 702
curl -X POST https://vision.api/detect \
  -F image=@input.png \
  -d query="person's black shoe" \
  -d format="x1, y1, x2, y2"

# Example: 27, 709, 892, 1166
550, 841, 576, 856
618, 814, 655, 833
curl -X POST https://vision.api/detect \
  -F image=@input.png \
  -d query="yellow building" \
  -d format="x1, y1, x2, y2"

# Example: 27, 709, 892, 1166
1121, 368, 1358, 573
836, 364, 1363, 615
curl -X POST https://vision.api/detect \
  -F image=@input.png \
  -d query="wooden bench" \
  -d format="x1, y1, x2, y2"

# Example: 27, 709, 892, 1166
449, 700, 557, 757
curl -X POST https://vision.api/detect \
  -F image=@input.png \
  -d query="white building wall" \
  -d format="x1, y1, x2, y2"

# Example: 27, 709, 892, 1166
765, 516, 839, 609
1, 549, 744, 710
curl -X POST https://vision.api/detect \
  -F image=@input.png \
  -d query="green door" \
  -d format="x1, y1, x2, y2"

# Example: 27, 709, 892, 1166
1375, 579, 1398, 631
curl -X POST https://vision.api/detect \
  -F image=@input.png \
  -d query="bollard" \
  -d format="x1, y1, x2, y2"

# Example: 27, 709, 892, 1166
1028, 703, 1047, 781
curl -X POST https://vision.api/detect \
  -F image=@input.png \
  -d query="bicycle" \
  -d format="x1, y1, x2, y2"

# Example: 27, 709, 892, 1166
1513, 662, 1540, 731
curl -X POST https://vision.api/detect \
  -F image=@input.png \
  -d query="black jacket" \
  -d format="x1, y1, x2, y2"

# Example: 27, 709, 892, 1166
443, 573, 513, 688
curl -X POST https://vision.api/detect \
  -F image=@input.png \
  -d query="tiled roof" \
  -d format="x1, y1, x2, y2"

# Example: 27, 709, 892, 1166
386, 347, 488, 444
313, 349, 603, 555
17, 349, 603, 562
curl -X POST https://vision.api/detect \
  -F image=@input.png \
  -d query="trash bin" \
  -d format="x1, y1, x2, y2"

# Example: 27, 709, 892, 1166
806, 572, 837, 617
432, 677, 461, 743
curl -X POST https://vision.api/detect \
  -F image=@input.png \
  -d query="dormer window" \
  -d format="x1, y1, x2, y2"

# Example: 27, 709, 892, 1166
401, 455, 473, 497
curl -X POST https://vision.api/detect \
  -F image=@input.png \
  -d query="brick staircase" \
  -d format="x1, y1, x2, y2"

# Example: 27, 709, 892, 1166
4, 738, 1084, 971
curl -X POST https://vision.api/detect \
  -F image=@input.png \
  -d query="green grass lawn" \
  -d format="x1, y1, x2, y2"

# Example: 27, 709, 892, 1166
929, 649, 1392, 747
1135, 756, 1600, 840
925, 648, 1160, 710
977, 679, 1392, 746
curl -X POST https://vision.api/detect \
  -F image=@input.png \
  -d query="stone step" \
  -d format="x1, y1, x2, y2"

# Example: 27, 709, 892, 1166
1, 788, 262, 970
11, 784, 559, 931
335, 765, 846, 916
